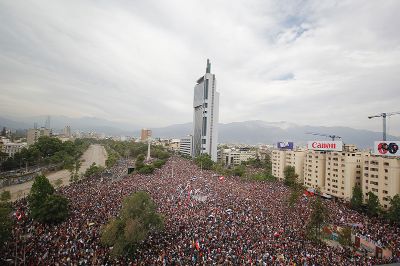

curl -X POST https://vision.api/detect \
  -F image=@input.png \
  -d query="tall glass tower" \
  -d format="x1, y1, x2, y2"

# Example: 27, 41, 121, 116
192, 59, 219, 161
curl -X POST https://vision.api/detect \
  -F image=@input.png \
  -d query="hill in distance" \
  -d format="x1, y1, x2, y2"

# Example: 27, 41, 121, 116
1, 116, 397, 149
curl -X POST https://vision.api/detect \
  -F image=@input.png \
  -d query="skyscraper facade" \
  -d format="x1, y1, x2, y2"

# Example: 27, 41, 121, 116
192, 59, 219, 161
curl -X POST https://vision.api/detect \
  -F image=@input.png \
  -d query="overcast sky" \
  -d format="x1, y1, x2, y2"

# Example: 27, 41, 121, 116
0, 0, 399, 135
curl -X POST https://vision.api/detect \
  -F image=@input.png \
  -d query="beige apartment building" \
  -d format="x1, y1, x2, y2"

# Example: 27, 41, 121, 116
27, 128, 51, 146
271, 144, 400, 208
303, 151, 327, 190
363, 155, 400, 209
272, 149, 306, 182
272, 150, 286, 181
285, 150, 306, 183
324, 151, 363, 200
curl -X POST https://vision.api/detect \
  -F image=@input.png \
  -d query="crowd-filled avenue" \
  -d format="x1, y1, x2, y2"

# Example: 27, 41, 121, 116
2, 156, 399, 265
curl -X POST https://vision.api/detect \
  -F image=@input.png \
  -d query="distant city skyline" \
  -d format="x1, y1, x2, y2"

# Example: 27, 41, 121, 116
0, 1, 399, 134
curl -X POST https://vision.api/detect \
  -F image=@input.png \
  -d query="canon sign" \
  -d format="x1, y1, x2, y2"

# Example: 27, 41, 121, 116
307, 141, 343, 151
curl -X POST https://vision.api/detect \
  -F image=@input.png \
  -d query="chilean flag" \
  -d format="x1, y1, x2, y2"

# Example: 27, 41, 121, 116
219, 176, 225, 181
195, 240, 200, 250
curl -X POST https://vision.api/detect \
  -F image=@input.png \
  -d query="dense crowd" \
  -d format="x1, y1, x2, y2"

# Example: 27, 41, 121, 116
1, 156, 399, 265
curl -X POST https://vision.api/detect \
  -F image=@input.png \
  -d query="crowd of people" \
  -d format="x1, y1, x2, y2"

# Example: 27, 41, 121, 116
1, 156, 399, 265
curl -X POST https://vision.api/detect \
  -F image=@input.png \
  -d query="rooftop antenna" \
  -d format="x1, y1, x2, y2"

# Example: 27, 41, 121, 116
206, 59, 211, 73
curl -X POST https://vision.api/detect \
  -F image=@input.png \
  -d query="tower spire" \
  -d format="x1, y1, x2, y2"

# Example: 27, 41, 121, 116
206, 59, 211, 73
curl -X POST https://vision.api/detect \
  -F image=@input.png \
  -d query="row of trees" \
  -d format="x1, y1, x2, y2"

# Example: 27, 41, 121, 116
99, 139, 170, 169
135, 155, 168, 174
1, 137, 90, 171
351, 185, 400, 224
193, 153, 277, 181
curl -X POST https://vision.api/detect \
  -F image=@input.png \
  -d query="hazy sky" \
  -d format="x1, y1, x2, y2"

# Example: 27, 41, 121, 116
0, 0, 399, 134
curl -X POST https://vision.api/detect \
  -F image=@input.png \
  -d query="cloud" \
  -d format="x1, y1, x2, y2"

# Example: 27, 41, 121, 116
0, 0, 399, 135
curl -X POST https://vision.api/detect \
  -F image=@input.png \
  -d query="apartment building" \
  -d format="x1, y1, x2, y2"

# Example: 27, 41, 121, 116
303, 151, 327, 190
324, 151, 363, 201
285, 150, 306, 183
140, 128, 152, 142
272, 149, 286, 180
27, 128, 51, 146
363, 155, 400, 209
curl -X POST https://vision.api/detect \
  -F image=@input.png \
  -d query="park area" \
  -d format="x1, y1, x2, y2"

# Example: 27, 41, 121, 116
0, 144, 107, 201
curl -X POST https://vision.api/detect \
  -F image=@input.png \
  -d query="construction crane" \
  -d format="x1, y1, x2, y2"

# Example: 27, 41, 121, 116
306, 132, 341, 141
368, 111, 400, 141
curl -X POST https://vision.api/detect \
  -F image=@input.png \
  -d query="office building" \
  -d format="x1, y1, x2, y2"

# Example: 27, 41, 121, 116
221, 148, 256, 166
179, 136, 193, 157
192, 59, 219, 161
140, 128, 152, 142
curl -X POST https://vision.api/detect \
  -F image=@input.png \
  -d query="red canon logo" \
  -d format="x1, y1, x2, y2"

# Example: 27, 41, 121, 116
311, 142, 337, 149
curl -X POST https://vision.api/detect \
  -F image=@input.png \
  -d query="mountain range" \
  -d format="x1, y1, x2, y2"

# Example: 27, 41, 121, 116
1, 116, 398, 149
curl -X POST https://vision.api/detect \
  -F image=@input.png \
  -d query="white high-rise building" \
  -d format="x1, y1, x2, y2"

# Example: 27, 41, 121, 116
192, 59, 219, 161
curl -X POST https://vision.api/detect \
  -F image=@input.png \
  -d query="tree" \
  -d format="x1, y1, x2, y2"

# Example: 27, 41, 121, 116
72, 159, 82, 182
287, 184, 303, 208
84, 162, 105, 177
0, 191, 11, 202
152, 159, 165, 169
28, 175, 69, 223
350, 184, 363, 211
338, 226, 352, 247
306, 197, 328, 241
283, 166, 298, 187
233, 165, 245, 177
34, 194, 69, 224
366, 191, 381, 216
101, 191, 164, 257
387, 194, 400, 224
28, 175, 55, 210
135, 154, 145, 170
194, 154, 214, 170
0, 201, 12, 249
138, 165, 155, 174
